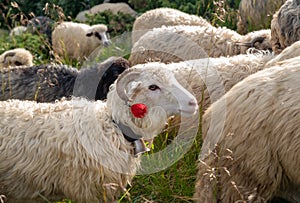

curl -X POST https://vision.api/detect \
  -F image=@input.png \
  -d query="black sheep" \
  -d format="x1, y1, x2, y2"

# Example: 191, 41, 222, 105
0, 56, 129, 102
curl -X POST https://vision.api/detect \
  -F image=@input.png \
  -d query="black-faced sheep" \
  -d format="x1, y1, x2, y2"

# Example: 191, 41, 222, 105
26, 16, 55, 44
0, 56, 128, 102
131, 7, 212, 45
76, 2, 137, 22
271, 0, 300, 54
52, 22, 111, 61
129, 25, 272, 65
0, 64, 198, 203
237, 0, 285, 34
0, 48, 33, 68
194, 55, 300, 203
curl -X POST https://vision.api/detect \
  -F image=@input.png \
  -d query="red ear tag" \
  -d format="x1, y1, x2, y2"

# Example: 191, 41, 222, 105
130, 103, 148, 118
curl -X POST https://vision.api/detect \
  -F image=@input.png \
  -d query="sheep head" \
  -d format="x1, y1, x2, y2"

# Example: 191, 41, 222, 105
271, 0, 300, 54
86, 24, 111, 47
2, 48, 33, 67
238, 29, 272, 52
112, 62, 198, 139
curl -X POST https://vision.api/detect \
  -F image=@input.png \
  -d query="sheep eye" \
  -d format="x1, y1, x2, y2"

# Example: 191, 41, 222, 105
14, 61, 23, 66
149, 85, 160, 91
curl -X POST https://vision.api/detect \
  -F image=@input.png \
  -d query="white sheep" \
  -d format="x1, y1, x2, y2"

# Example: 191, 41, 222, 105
194, 55, 300, 203
131, 7, 212, 45
0, 64, 198, 203
237, 0, 285, 34
52, 22, 111, 61
76, 2, 137, 22
129, 25, 272, 65
271, 0, 300, 54
9, 25, 27, 37
0, 48, 33, 68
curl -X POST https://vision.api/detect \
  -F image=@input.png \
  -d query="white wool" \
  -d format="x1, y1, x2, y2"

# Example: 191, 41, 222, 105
52, 22, 109, 61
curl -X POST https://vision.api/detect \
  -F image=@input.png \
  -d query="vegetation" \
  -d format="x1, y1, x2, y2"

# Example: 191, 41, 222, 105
0, 0, 246, 202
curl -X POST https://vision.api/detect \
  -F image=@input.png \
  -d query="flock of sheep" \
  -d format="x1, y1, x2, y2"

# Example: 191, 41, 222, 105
1, 0, 300, 202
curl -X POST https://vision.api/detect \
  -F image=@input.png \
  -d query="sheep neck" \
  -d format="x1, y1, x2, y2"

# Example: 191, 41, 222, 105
113, 120, 150, 156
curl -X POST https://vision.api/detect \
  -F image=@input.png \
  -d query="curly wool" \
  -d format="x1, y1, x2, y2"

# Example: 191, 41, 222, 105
237, 0, 285, 34
129, 25, 271, 65
0, 98, 138, 203
131, 7, 212, 45
271, 0, 300, 54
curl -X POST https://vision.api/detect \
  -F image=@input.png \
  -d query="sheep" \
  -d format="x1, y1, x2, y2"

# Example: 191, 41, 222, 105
0, 56, 128, 102
9, 25, 27, 37
0, 48, 33, 68
52, 21, 111, 61
0, 64, 198, 203
129, 25, 272, 65
76, 2, 137, 22
194, 55, 300, 203
271, 0, 300, 54
237, 0, 285, 34
131, 7, 212, 45
26, 16, 55, 44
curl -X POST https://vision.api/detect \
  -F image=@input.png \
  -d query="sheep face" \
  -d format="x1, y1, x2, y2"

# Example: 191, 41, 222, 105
239, 29, 272, 52
118, 63, 198, 117
111, 62, 198, 139
86, 24, 111, 47
1, 48, 33, 67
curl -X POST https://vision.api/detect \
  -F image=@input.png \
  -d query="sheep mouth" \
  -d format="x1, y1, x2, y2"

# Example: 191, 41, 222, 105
179, 109, 197, 117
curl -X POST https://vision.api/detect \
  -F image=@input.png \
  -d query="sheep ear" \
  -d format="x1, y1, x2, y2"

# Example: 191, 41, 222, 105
240, 37, 265, 48
86, 32, 93, 37
3, 52, 16, 63
116, 70, 141, 102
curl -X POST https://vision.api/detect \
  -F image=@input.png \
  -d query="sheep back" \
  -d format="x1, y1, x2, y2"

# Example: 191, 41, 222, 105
129, 25, 243, 65
194, 58, 300, 202
131, 7, 212, 45
0, 98, 138, 202
0, 56, 128, 102
0, 64, 77, 102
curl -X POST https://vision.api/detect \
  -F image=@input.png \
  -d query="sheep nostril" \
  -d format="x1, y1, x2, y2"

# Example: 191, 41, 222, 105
189, 100, 197, 106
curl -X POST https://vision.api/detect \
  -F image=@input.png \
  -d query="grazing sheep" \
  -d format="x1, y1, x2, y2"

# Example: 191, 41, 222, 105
9, 25, 27, 37
76, 2, 137, 22
0, 64, 198, 203
129, 25, 272, 65
52, 21, 110, 61
237, 0, 285, 34
0, 48, 33, 68
131, 7, 212, 45
194, 56, 300, 203
271, 0, 300, 54
0, 56, 128, 102
26, 16, 55, 44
